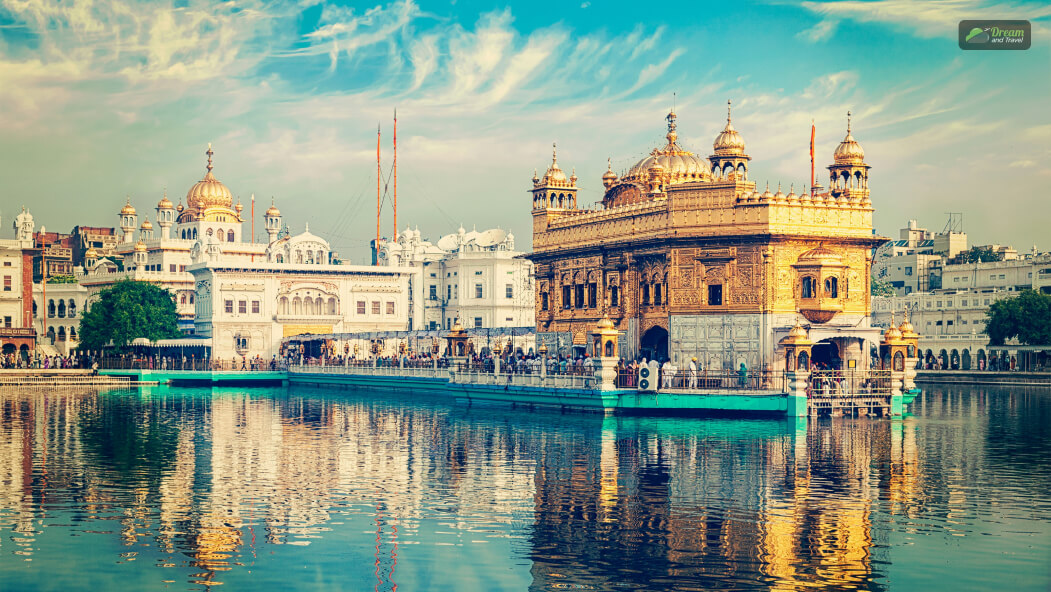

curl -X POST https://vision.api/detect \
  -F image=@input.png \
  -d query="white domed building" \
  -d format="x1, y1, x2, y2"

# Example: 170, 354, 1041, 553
78, 145, 414, 361
373, 224, 535, 332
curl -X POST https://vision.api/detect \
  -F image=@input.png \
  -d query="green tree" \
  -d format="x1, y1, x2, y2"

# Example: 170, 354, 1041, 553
954, 246, 1002, 264
871, 277, 896, 297
985, 290, 1051, 346
79, 279, 180, 350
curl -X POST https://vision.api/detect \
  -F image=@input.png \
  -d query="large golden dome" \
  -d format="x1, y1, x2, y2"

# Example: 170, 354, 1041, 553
186, 144, 234, 209
622, 111, 712, 185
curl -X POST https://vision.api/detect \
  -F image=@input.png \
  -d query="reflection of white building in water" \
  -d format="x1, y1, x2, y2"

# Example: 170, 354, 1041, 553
372, 226, 535, 331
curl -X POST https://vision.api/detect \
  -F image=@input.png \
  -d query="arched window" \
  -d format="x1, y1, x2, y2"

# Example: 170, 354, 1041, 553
801, 277, 815, 299
68, 299, 76, 317
276, 254, 284, 263
47, 327, 55, 343
316, 297, 324, 313
296, 250, 303, 264
217, 228, 224, 242
32, 300, 37, 316
57, 300, 66, 318
292, 297, 302, 315
227, 230, 234, 242
280, 297, 289, 315
69, 327, 76, 341
48, 299, 56, 318
58, 327, 66, 341
180, 294, 187, 304
317, 250, 324, 264
207, 228, 213, 237
798, 351, 809, 370
824, 277, 838, 298
328, 297, 337, 315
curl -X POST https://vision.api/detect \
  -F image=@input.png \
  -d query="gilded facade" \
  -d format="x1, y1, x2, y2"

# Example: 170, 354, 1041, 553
530, 105, 885, 371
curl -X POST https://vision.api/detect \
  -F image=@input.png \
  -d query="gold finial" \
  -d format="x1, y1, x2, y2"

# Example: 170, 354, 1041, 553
607, 157, 613, 172
846, 111, 852, 134
727, 99, 732, 124
890, 311, 896, 327
206, 142, 214, 173
552, 142, 557, 165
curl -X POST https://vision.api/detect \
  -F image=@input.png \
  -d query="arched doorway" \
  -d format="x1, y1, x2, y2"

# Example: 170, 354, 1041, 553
962, 349, 971, 370
640, 326, 668, 362
1, 343, 14, 356
19, 344, 29, 361
811, 339, 840, 370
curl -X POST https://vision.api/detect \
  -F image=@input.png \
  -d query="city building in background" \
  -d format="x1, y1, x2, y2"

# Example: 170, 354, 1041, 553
32, 281, 88, 355
529, 106, 884, 370
372, 225, 534, 331
0, 209, 36, 358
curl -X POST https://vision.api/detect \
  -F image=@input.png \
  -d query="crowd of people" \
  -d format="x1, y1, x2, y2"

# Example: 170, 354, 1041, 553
0, 352, 96, 370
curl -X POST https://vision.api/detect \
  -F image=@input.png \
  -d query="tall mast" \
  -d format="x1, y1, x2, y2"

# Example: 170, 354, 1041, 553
810, 120, 816, 196
393, 108, 398, 238
376, 123, 381, 261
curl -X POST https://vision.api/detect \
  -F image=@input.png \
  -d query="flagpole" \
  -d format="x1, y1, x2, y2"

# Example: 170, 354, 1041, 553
810, 120, 816, 196
376, 123, 381, 263
393, 108, 398, 238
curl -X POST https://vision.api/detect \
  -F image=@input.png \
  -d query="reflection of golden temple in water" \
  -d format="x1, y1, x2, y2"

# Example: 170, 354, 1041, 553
0, 388, 928, 589
526, 418, 922, 591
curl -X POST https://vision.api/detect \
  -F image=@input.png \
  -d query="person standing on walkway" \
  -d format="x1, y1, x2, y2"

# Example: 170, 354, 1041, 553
738, 362, 748, 388
661, 359, 673, 390
688, 357, 698, 389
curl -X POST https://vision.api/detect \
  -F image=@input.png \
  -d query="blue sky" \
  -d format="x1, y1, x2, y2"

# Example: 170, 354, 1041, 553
1, 0, 1049, 262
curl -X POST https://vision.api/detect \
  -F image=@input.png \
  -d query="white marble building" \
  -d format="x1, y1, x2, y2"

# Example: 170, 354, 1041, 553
32, 281, 89, 354
190, 231, 412, 360
372, 225, 535, 331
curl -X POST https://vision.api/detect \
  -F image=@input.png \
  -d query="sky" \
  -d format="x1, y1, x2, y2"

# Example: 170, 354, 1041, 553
0, 0, 1049, 263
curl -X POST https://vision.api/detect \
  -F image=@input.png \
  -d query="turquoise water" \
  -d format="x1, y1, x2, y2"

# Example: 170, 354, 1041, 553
1, 384, 1049, 591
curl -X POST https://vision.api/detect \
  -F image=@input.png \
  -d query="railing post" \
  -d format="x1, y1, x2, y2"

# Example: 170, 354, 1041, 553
785, 369, 810, 417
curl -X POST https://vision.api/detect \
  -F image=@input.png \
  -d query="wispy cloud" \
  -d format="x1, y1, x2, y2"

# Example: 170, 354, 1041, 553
797, 18, 838, 43
800, 0, 1051, 39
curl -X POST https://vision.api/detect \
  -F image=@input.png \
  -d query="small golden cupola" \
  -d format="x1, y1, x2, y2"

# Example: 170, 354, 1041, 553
710, 100, 751, 181
793, 244, 847, 324
531, 143, 579, 211
602, 157, 618, 189
828, 111, 871, 203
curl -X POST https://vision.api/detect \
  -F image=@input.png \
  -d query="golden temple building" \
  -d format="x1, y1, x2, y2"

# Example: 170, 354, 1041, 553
529, 103, 886, 371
